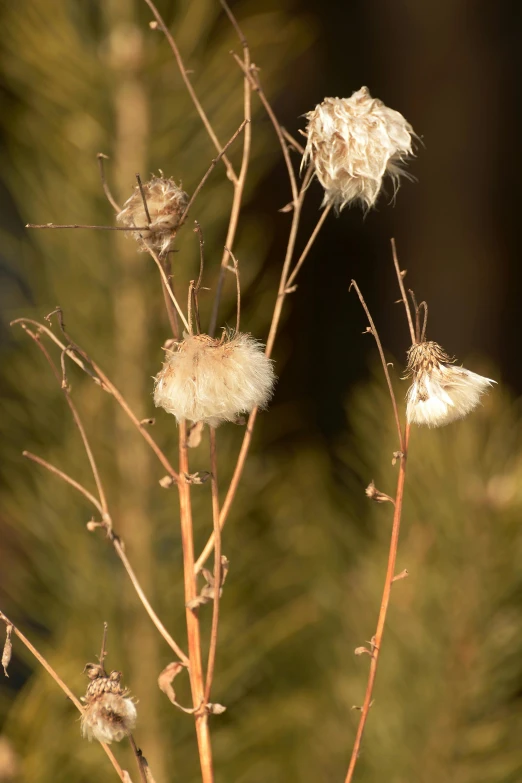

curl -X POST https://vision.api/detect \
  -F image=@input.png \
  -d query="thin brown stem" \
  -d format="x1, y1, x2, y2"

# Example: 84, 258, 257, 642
26, 223, 149, 231
349, 280, 404, 451
129, 735, 148, 783
142, 0, 236, 184
281, 126, 305, 155
23, 451, 103, 513
204, 427, 221, 704
135, 173, 152, 226
159, 256, 180, 339
0, 612, 127, 782
344, 425, 410, 783
208, 24, 252, 336
11, 317, 179, 482
178, 421, 214, 783
391, 238, 416, 345
285, 202, 332, 290
97, 153, 121, 213
179, 120, 248, 227
144, 246, 190, 332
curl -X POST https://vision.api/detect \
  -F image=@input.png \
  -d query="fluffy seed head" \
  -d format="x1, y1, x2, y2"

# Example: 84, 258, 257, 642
302, 87, 415, 211
154, 332, 276, 427
81, 667, 137, 744
405, 341, 495, 428
117, 176, 188, 255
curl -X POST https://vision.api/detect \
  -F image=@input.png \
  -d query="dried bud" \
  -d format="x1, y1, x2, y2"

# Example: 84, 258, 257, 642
405, 341, 495, 428
365, 481, 393, 504
117, 176, 188, 255
2, 624, 13, 677
81, 667, 136, 744
154, 332, 276, 427
302, 87, 415, 211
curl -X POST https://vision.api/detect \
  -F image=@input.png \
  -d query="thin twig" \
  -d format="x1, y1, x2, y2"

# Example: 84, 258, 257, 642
204, 427, 222, 704
281, 126, 305, 155
344, 425, 410, 783
391, 238, 416, 345
179, 120, 248, 227
349, 280, 403, 451
136, 173, 152, 226
23, 451, 102, 513
208, 14, 252, 336
12, 316, 179, 482
26, 223, 149, 231
143, 0, 236, 184
129, 735, 148, 783
144, 246, 190, 332
0, 612, 127, 782
99, 622, 109, 669
285, 201, 332, 290
224, 247, 241, 333
159, 256, 180, 339
97, 154, 121, 213
178, 421, 214, 783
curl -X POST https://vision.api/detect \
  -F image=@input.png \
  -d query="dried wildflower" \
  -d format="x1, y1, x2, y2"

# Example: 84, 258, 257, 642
81, 665, 136, 744
302, 87, 414, 211
405, 341, 495, 428
117, 175, 188, 255
154, 332, 276, 427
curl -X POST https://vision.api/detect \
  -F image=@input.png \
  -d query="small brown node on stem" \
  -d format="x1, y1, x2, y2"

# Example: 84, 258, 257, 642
354, 646, 372, 657
184, 471, 210, 485
86, 519, 104, 532
139, 418, 155, 427
207, 703, 227, 715
392, 569, 409, 583
392, 451, 404, 466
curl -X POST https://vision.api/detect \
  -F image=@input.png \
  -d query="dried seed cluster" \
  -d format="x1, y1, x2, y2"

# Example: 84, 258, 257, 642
81, 665, 137, 744
154, 332, 276, 427
405, 341, 495, 428
117, 175, 188, 255
302, 87, 414, 211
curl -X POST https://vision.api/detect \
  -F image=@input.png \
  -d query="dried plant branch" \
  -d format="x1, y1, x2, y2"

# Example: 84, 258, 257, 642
26, 223, 149, 231
208, 5, 252, 336
143, 245, 191, 332
349, 280, 404, 451
179, 119, 249, 227
204, 427, 222, 705
142, 0, 236, 184
11, 318, 179, 482
0, 612, 127, 782
19, 335, 189, 665
97, 153, 121, 213
391, 238, 416, 345
344, 425, 410, 783
285, 200, 332, 290
177, 421, 214, 783
129, 735, 148, 783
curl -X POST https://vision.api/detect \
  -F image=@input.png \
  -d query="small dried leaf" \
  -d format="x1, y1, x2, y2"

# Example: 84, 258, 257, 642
278, 202, 294, 213
186, 593, 211, 610
158, 662, 185, 705
392, 568, 409, 582
159, 475, 175, 489
354, 646, 371, 657
2, 625, 13, 677
185, 472, 210, 485
207, 703, 227, 715
140, 417, 155, 426
187, 421, 204, 448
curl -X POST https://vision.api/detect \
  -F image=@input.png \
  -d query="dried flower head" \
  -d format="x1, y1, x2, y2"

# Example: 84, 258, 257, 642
117, 175, 188, 255
405, 341, 495, 428
302, 87, 415, 211
154, 331, 276, 427
81, 665, 137, 744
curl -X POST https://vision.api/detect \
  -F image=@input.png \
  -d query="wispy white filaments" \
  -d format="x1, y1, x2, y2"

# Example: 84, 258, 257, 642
302, 87, 415, 211
154, 332, 276, 427
117, 175, 188, 255
405, 341, 495, 428
81, 667, 137, 744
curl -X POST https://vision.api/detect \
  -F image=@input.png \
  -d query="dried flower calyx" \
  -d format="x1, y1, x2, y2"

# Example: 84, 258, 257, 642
154, 331, 276, 427
117, 175, 188, 255
81, 664, 137, 744
302, 87, 415, 211
405, 341, 495, 428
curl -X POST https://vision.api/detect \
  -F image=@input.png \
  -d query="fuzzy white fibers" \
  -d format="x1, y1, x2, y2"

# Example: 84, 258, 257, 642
154, 332, 276, 426
302, 87, 414, 211
117, 175, 188, 255
81, 670, 136, 744
405, 342, 495, 428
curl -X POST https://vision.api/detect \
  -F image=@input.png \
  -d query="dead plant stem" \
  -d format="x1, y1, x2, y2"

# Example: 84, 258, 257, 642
204, 427, 221, 704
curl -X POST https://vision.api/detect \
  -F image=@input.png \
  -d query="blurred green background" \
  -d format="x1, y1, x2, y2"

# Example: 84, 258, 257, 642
1, 1, 521, 781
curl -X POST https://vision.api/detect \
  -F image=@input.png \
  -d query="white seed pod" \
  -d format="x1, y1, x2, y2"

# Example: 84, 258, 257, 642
154, 332, 276, 427
302, 87, 415, 211
81, 669, 137, 744
117, 176, 188, 255
405, 341, 495, 428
